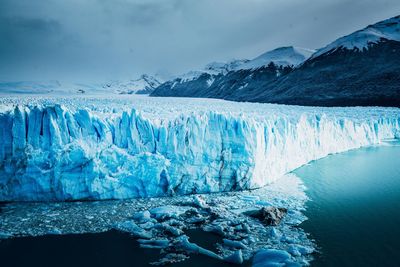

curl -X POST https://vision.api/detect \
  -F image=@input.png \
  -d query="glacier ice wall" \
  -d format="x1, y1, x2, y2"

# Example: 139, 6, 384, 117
0, 103, 399, 201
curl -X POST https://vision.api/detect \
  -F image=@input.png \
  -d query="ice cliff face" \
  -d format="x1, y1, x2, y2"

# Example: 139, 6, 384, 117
0, 97, 399, 201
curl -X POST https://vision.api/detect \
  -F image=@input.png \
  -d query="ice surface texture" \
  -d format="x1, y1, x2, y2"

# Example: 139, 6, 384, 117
0, 97, 399, 201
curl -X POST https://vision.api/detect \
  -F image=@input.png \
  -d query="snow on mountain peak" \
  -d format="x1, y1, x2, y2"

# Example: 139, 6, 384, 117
103, 74, 162, 94
312, 15, 400, 58
174, 59, 249, 82
238, 46, 316, 70
204, 59, 250, 73
172, 46, 316, 84
0, 74, 163, 96
0, 80, 106, 95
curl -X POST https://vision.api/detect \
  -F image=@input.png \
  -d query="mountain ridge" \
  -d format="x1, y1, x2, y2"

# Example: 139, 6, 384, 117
0, 74, 163, 95
152, 15, 400, 107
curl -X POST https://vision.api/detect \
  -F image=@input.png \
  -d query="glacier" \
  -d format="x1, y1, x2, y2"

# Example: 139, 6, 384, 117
0, 96, 399, 201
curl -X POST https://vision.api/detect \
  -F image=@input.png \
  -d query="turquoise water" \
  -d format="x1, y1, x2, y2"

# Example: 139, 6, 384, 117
295, 142, 400, 267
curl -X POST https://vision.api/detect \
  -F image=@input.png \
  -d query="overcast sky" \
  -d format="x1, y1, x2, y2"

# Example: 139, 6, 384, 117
1, 0, 400, 82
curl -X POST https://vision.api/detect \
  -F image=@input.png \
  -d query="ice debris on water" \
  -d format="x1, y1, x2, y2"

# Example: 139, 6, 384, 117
0, 174, 315, 265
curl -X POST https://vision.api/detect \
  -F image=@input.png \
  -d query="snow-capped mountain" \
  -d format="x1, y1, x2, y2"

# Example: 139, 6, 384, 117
152, 46, 313, 96
173, 59, 249, 83
0, 80, 63, 94
238, 46, 315, 69
312, 15, 400, 59
204, 59, 250, 73
247, 15, 400, 106
0, 80, 105, 95
153, 15, 400, 107
103, 74, 162, 94
0, 74, 163, 95
168, 46, 314, 84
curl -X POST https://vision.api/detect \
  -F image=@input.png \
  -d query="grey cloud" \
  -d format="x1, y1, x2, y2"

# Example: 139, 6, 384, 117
0, 0, 400, 82
2, 17, 61, 33
0, 16, 63, 60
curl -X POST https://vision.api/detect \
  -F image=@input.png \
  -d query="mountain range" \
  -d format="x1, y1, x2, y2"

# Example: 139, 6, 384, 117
102, 74, 162, 94
0, 74, 163, 95
152, 15, 400, 107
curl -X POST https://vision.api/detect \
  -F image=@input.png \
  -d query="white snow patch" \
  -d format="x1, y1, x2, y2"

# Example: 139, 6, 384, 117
312, 15, 400, 58
239, 46, 316, 69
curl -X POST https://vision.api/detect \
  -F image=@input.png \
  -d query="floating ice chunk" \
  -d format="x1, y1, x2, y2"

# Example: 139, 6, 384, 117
151, 253, 189, 265
48, 228, 62, 235
252, 249, 296, 267
240, 195, 260, 202
281, 235, 296, 243
288, 244, 314, 256
155, 223, 183, 236
140, 244, 164, 249
138, 221, 156, 230
137, 239, 169, 249
285, 210, 304, 225
223, 239, 248, 249
133, 210, 151, 222
203, 224, 225, 236
150, 205, 190, 220
242, 223, 251, 234
114, 221, 152, 239
0, 232, 13, 239
270, 228, 281, 239
224, 249, 244, 264
177, 235, 222, 260
192, 195, 209, 209
255, 201, 272, 206
185, 216, 206, 224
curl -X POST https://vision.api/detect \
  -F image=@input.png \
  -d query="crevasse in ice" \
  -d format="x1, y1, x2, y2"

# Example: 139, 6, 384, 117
0, 99, 399, 201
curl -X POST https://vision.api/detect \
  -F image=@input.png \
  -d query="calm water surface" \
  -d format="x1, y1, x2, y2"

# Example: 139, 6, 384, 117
295, 142, 400, 267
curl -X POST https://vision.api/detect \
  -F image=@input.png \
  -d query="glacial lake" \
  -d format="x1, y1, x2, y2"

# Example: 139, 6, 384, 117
295, 141, 400, 266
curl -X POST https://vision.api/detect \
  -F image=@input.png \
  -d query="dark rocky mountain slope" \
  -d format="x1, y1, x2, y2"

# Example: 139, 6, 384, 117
152, 16, 400, 107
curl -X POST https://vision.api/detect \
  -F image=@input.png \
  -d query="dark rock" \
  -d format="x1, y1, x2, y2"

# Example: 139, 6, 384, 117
243, 207, 287, 226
